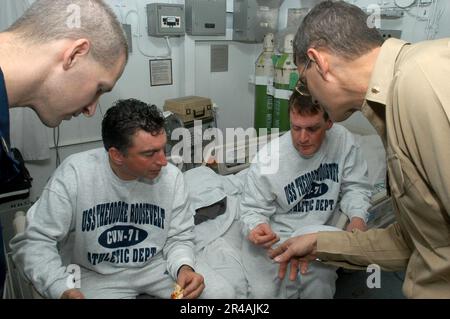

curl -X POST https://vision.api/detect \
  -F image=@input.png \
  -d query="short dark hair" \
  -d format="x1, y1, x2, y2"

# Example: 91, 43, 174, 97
289, 90, 329, 121
294, 0, 384, 66
102, 99, 165, 154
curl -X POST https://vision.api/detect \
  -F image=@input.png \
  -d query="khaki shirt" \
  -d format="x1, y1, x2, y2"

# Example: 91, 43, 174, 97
316, 38, 450, 298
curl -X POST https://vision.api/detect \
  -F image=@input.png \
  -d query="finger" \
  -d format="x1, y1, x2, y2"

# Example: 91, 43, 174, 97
62, 289, 84, 299
273, 249, 293, 263
248, 232, 267, 245
278, 261, 288, 279
262, 235, 280, 248
180, 279, 194, 296
183, 282, 205, 299
289, 259, 300, 281
255, 233, 278, 245
183, 275, 204, 297
177, 278, 186, 289
72, 290, 85, 299
268, 244, 286, 259
248, 233, 257, 244
300, 260, 309, 274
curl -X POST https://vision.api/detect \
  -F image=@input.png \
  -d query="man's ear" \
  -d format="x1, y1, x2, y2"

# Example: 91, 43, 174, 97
307, 48, 329, 80
109, 147, 124, 166
62, 39, 91, 70
326, 119, 333, 130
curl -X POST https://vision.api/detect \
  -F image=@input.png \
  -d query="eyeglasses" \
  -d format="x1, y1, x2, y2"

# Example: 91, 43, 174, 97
295, 57, 312, 97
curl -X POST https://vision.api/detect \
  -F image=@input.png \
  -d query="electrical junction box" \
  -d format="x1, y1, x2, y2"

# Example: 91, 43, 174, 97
185, 0, 227, 36
146, 3, 185, 37
233, 0, 281, 43
378, 29, 402, 40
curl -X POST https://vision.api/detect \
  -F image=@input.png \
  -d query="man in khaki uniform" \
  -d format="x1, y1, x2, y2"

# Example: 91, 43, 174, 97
270, 1, 450, 298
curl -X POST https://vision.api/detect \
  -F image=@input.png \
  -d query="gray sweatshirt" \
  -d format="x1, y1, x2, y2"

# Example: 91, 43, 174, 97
240, 124, 372, 240
10, 148, 195, 299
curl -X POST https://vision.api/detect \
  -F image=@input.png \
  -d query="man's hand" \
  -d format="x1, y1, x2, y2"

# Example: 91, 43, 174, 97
248, 223, 280, 248
268, 233, 318, 281
176, 265, 205, 299
346, 217, 367, 232
61, 289, 85, 299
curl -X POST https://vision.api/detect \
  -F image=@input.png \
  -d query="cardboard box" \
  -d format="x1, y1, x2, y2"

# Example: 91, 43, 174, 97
164, 96, 213, 123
